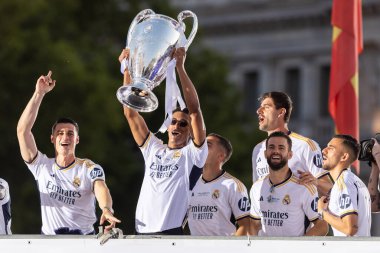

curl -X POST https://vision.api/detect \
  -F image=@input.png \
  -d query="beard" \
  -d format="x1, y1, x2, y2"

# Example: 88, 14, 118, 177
267, 156, 288, 171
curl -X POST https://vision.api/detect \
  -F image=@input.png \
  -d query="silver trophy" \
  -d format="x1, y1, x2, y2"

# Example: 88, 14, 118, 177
117, 9, 198, 112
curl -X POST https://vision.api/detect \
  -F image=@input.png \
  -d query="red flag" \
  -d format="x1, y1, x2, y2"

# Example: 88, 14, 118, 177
329, 0, 363, 173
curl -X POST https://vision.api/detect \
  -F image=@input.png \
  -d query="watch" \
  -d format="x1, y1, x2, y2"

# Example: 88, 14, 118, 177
318, 208, 326, 220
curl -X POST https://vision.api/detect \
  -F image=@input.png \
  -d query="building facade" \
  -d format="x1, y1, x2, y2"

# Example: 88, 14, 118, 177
172, 0, 380, 147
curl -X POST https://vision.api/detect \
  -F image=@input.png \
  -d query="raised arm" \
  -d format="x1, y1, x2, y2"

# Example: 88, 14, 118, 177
119, 49, 149, 146
17, 71, 56, 162
174, 47, 206, 146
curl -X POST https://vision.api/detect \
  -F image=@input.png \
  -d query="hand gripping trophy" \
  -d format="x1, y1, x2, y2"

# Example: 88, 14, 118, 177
117, 9, 198, 112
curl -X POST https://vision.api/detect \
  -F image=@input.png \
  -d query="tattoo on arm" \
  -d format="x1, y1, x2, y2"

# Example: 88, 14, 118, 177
371, 194, 377, 203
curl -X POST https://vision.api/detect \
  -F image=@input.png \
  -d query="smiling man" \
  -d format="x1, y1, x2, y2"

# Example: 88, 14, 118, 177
17, 71, 120, 235
119, 47, 208, 235
252, 91, 332, 196
250, 131, 328, 236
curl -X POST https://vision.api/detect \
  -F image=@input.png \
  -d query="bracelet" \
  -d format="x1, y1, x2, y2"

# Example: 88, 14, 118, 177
102, 206, 114, 214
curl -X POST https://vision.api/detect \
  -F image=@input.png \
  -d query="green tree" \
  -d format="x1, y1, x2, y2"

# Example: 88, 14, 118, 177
0, 0, 263, 234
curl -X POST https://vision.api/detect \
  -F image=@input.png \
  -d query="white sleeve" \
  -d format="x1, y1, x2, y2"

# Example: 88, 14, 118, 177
188, 139, 208, 168
249, 184, 261, 219
302, 185, 319, 221
230, 181, 251, 220
335, 180, 359, 217
302, 141, 328, 178
87, 165, 106, 185
252, 147, 259, 183
25, 151, 47, 179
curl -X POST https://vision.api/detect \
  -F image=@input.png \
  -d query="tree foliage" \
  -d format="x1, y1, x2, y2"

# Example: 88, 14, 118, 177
0, 0, 263, 234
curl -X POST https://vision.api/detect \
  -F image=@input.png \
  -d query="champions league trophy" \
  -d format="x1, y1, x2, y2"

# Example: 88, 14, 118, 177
117, 9, 198, 112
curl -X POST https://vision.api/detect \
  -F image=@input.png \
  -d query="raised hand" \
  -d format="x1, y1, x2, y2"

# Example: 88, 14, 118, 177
36, 70, 56, 94
99, 208, 121, 233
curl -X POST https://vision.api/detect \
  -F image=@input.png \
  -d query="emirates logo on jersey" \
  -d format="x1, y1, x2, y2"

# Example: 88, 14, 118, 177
212, 189, 220, 199
73, 177, 81, 188
282, 194, 291, 205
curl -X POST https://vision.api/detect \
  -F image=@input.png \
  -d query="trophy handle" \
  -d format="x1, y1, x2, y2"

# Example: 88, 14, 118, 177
127, 9, 155, 46
177, 10, 198, 50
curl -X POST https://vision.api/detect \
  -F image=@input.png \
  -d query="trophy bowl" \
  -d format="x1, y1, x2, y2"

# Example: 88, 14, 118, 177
117, 9, 198, 112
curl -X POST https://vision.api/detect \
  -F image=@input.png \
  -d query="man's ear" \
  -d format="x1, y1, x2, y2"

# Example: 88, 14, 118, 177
288, 150, 293, 160
51, 135, 54, 144
340, 152, 350, 162
76, 135, 80, 145
278, 108, 286, 118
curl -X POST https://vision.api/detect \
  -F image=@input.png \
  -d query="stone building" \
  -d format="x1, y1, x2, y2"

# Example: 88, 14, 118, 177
171, 0, 380, 148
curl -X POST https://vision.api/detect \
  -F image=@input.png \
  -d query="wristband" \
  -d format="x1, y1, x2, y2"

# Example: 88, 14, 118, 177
102, 206, 114, 214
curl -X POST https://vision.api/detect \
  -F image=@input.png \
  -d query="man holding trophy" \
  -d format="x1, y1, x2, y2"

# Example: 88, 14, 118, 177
119, 46, 207, 235
118, 9, 207, 235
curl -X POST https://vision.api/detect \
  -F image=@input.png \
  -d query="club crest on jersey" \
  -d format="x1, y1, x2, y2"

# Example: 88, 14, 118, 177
73, 177, 81, 188
173, 150, 181, 159
282, 194, 291, 205
212, 189, 220, 199
90, 167, 104, 179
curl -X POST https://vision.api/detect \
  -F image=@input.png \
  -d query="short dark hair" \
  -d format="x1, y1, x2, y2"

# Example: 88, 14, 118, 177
52, 117, 79, 135
333, 134, 360, 164
266, 131, 292, 150
172, 107, 189, 115
259, 91, 293, 123
208, 133, 233, 163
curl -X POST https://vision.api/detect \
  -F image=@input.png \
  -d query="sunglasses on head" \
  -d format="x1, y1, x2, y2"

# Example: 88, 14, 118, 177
170, 118, 189, 128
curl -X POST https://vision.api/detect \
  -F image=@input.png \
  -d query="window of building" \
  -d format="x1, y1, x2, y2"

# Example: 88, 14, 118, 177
285, 67, 300, 119
243, 71, 260, 114
319, 65, 330, 117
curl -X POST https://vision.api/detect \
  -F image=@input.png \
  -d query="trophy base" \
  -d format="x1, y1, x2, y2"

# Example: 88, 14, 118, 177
117, 85, 159, 112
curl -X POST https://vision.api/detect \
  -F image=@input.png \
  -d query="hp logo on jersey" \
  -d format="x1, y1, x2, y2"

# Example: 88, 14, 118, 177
238, 197, 251, 212
339, 194, 352, 209
90, 168, 104, 179
313, 154, 323, 168
311, 197, 319, 212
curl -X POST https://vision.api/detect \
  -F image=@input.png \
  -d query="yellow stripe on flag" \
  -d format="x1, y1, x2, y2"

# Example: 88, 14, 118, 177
332, 26, 342, 42
351, 72, 359, 97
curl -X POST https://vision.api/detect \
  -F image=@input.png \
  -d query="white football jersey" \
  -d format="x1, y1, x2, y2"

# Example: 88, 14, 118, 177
252, 132, 328, 182
250, 172, 319, 236
328, 169, 371, 236
188, 171, 251, 236
26, 151, 105, 235
0, 178, 11, 235
136, 132, 208, 233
